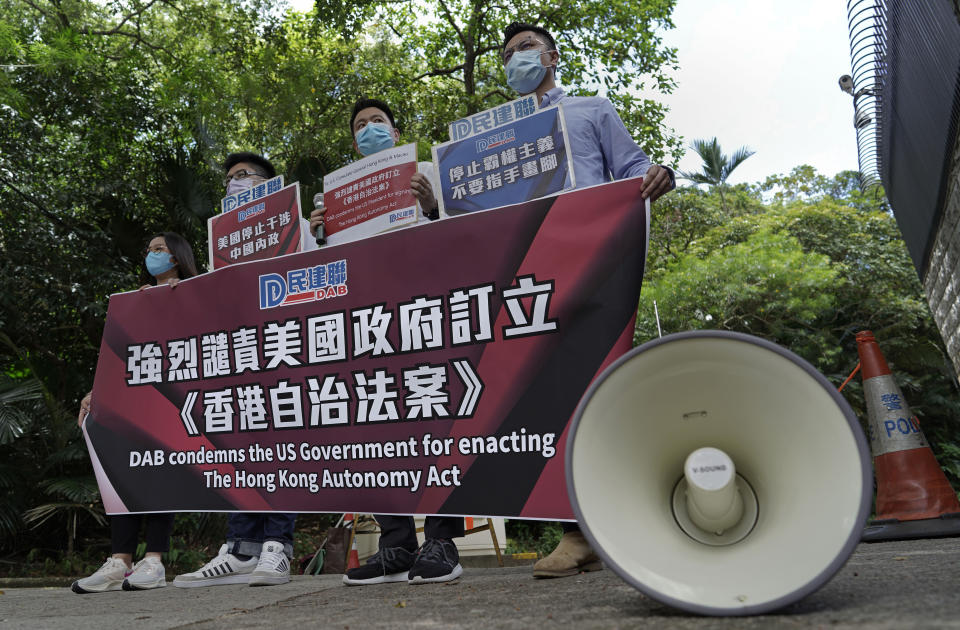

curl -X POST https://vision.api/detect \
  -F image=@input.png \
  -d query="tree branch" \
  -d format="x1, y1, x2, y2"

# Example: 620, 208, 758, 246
481, 88, 510, 102
0, 174, 69, 229
414, 63, 465, 81
86, 0, 162, 37
436, 0, 465, 46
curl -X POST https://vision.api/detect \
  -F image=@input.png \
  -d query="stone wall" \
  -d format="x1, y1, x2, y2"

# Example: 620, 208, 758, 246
922, 132, 960, 383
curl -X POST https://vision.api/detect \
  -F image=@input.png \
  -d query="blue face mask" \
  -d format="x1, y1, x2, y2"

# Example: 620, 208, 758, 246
355, 122, 396, 156
145, 251, 176, 277
506, 49, 552, 94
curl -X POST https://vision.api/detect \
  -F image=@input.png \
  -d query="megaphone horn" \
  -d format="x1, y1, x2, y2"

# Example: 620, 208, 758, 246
566, 330, 872, 616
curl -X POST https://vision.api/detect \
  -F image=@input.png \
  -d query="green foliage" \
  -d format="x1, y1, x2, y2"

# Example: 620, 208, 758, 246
679, 137, 755, 213
332, 0, 684, 162
680, 137, 755, 187
505, 520, 564, 557
0, 375, 41, 444
641, 167, 960, 486
639, 228, 838, 344
1, 0, 683, 567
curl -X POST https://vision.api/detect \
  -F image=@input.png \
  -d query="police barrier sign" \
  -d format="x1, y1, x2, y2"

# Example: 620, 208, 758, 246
84, 178, 647, 520
432, 105, 575, 216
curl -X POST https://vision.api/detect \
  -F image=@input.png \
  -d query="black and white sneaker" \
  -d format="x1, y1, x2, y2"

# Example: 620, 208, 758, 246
408, 538, 462, 584
342, 546, 415, 586
172, 544, 258, 588
249, 541, 290, 586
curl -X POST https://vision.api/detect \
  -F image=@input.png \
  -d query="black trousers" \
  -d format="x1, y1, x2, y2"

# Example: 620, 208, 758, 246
111, 514, 175, 554
374, 515, 464, 551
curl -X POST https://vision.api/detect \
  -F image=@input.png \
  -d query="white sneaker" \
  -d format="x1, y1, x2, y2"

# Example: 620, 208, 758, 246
71, 557, 130, 594
172, 544, 258, 588
122, 556, 167, 590
248, 541, 291, 586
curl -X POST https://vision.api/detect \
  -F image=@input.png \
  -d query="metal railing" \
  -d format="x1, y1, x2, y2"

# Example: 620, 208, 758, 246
845, 0, 887, 191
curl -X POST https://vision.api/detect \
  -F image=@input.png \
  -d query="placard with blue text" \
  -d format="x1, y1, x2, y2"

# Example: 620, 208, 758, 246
432, 105, 575, 216
221, 175, 284, 214
447, 94, 538, 142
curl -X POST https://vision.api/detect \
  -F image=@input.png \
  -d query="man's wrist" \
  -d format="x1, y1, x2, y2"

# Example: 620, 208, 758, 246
662, 165, 676, 189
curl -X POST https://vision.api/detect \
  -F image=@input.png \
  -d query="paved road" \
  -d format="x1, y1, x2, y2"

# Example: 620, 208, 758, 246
2, 538, 959, 629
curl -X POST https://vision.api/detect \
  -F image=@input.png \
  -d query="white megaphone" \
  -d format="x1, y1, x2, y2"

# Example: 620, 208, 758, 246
566, 331, 872, 616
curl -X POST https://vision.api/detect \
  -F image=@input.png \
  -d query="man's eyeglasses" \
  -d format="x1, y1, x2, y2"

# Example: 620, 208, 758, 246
502, 38, 551, 64
223, 169, 266, 187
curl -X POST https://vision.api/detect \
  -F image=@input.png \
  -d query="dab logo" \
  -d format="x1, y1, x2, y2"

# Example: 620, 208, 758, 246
389, 208, 415, 223
259, 259, 349, 309
475, 129, 516, 153
237, 202, 265, 222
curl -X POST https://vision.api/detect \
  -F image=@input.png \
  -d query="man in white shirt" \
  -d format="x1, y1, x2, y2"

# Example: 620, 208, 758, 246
309, 98, 441, 242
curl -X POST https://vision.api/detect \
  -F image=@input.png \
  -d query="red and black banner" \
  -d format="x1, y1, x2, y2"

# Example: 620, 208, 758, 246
85, 178, 648, 520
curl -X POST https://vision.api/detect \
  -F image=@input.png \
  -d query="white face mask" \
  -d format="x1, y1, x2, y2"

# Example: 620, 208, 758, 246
226, 177, 253, 197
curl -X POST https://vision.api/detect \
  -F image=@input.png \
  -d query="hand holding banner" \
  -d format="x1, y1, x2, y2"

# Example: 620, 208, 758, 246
86, 178, 648, 521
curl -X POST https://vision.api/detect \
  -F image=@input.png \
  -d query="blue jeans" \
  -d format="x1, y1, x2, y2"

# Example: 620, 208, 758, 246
226, 513, 297, 558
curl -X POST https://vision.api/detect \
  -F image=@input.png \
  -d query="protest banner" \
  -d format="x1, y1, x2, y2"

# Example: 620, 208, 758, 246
84, 177, 648, 520
432, 105, 575, 216
322, 143, 419, 246
220, 175, 284, 214
208, 182, 303, 271
447, 94, 538, 142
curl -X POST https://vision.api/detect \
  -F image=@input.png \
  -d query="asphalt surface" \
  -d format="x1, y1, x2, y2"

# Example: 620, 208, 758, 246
2, 537, 959, 629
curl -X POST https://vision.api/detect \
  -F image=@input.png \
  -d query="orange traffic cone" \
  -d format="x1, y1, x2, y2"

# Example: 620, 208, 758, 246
346, 534, 361, 570
856, 331, 960, 541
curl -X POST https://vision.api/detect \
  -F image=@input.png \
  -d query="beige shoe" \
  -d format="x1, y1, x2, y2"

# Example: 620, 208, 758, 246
533, 532, 603, 578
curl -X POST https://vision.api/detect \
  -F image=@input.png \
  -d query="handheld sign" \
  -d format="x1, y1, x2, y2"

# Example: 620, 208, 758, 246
322, 143, 419, 246
448, 94, 538, 142
432, 104, 575, 216
208, 182, 303, 270
221, 175, 284, 214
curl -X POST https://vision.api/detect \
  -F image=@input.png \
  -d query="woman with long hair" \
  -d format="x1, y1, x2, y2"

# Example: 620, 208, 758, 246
73, 231, 199, 594
138, 231, 200, 289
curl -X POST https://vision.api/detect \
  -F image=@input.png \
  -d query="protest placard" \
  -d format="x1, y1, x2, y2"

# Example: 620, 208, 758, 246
220, 175, 284, 214
84, 178, 648, 520
447, 94, 538, 142
432, 104, 575, 216
208, 182, 303, 271
321, 143, 419, 246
